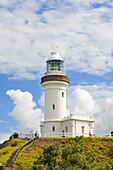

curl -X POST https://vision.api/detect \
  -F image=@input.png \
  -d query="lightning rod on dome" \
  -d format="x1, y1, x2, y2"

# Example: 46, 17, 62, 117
50, 43, 59, 52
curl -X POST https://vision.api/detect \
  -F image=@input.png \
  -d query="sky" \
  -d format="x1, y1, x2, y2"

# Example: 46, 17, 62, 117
0, 0, 113, 143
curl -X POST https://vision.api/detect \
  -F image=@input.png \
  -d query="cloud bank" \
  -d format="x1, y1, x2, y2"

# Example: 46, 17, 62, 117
0, 0, 113, 79
95, 96, 113, 134
67, 88, 98, 116
6, 89, 42, 132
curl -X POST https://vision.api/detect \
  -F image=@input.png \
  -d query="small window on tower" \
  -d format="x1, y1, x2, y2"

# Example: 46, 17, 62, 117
53, 104, 55, 110
62, 92, 64, 97
52, 126, 55, 131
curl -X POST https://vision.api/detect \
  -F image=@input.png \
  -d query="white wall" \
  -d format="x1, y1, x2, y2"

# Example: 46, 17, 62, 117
76, 121, 91, 136
41, 121, 63, 137
40, 119, 94, 137
62, 120, 75, 137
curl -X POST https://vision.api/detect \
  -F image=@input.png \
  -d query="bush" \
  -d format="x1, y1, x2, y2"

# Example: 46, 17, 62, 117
11, 141, 18, 147
33, 143, 61, 170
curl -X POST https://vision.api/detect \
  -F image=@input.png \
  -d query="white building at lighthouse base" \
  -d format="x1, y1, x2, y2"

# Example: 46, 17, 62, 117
40, 113, 94, 137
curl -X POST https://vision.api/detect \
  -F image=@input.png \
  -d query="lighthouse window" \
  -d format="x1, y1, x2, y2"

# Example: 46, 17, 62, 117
62, 92, 64, 97
65, 126, 68, 132
53, 104, 55, 110
52, 126, 55, 131
47, 60, 64, 72
81, 126, 85, 134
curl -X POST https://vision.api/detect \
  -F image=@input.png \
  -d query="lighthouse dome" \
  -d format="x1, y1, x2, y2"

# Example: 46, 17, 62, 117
47, 51, 63, 62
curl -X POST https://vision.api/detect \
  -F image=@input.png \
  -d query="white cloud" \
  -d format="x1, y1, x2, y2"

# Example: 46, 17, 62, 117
0, 133, 11, 144
67, 88, 98, 115
6, 89, 42, 133
95, 97, 113, 134
0, 0, 113, 79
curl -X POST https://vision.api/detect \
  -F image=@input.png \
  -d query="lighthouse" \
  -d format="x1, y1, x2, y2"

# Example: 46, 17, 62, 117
40, 51, 94, 137
41, 51, 69, 121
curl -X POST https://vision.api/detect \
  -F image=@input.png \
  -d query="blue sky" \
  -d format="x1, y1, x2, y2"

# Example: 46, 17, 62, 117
0, 0, 113, 142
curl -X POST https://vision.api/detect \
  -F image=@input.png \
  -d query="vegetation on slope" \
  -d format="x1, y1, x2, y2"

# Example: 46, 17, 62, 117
1, 136, 113, 170
33, 136, 113, 170
15, 138, 61, 170
0, 138, 27, 166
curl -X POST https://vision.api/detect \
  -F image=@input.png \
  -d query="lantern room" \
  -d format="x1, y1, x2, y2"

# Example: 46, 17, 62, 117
46, 52, 65, 75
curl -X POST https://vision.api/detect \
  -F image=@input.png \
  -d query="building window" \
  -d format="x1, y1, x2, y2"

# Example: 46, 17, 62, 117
52, 126, 55, 131
53, 104, 55, 110
65, 126, 68, 133
62, 92, 64, 97
81, 126, 85, 134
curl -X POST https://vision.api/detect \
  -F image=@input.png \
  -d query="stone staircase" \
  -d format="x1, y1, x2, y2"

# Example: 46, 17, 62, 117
5, 149, 19, 167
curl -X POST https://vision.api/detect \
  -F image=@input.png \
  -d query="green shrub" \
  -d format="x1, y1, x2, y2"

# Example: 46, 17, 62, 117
11, 141, 18, 147
32, 137, 113, 170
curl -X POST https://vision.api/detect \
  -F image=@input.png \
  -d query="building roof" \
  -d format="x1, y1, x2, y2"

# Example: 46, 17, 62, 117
47, 51, 63, 61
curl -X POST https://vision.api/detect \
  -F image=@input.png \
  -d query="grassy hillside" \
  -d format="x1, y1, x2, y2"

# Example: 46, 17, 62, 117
14, 138, 61, 169
1, 136, 113, 170
0, 138, 27, 166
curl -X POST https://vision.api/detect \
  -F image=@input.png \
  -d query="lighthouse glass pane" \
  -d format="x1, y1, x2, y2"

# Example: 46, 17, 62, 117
47, 60, 63, 71
47, 63, 50, 72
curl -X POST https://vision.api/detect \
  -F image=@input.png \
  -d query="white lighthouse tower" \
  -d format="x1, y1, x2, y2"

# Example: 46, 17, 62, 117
40, 51, 94, 137
40, 51, 69, 137
42, 51, 69, 121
